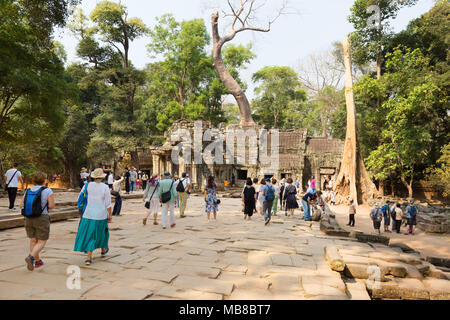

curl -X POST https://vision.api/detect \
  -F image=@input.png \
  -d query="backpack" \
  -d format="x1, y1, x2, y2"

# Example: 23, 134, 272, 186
161, 180, 175, 203
176, 179, 185, 192
78, 182, 89, 216
371, 208, 382, 222
408, 206, 417, 218
21, 187, 48, 218
265, 185, 275, 201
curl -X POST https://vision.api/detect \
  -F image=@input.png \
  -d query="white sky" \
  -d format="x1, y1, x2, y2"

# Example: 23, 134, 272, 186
54, 0, 436, 99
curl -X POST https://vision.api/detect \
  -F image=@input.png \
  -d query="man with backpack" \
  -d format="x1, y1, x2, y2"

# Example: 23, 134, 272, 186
406, 200, 418, 235
261, 178, 275, 225
20, 172, 55, 271
158, 171, 177, 229
176, 172, 191, 218
370, 203, 383, 234
4, 162, 23, 211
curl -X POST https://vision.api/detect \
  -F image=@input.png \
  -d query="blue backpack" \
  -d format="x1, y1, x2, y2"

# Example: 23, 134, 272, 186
265, 185, 275, 201
408, 206, 417, 218
78, 182, 89, 216
21, 187, 48, 218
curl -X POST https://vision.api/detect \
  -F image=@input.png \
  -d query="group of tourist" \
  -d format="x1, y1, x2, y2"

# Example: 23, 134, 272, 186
9, 159, 420, 270
369, 200, 418, 235
241, 176, 327, 226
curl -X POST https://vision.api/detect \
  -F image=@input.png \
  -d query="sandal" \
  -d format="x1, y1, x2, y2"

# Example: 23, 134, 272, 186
170, 223, 176, 228
101, 249, 109, 256
85, 260, 92, 265
143, 218, 147, 226
25, 255, 35, 271
34, 260, 44, 268
153, 221, 158, 225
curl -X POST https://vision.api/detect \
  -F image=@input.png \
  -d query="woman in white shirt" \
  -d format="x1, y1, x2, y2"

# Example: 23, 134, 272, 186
74, 168, 112, 265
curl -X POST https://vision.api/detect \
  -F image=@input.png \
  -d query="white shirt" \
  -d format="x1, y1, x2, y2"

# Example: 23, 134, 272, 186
108, 174, 114, 185
81, 182, 112, 220
113, 177, 124, 193
80, 172, 89, 180
24, 186, 53, 215
5, 169, 21, 188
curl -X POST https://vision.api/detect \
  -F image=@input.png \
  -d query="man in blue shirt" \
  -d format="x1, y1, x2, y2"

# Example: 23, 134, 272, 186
302, 191, 317, 221
380, 201, 391, 233
406, 200, 418, 235
261, 178, 275, 225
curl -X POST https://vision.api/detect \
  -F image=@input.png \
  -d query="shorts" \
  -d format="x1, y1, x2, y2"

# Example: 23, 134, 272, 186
24, 214, 50, 240
373, 220, 381, 230
407, 217, 417, 225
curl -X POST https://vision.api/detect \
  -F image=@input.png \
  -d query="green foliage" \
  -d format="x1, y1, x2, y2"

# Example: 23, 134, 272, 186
365, 47, 444, 191
252, 66, 307, 129
426, 143, 450, 197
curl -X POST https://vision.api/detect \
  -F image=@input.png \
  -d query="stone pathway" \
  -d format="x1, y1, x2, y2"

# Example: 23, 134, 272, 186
0, 194, 448, 300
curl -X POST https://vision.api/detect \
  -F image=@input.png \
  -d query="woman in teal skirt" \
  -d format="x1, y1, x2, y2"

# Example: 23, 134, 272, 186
74, 168, 112, 265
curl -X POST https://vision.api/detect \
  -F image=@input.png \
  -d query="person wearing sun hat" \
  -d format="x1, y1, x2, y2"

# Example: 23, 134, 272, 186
74, 168, 112, 265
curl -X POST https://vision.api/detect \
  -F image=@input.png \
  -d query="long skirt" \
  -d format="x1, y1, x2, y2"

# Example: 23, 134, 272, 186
74, 218, 109, 253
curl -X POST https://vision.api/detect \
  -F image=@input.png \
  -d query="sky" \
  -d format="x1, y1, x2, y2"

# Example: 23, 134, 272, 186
54, 0, 436, 99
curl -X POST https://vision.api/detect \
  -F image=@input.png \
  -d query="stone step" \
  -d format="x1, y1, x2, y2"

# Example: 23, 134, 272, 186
0, 209, 80, 230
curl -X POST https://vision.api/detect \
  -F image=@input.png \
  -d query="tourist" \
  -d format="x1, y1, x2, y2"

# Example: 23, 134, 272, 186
394, 203, 403, 234
301, 187, 316, 221
310, 176, 316, 193
158, 171, 177, 229
4, 162, 23, 211
253, 178, 259, 214
279, 181, 286, 213
142, 172, 149, 191
176, 172, 190, 218
74, 168, 112, 265
112, 176, 124, 216
406, 200, 418, 235
129, 167, 137, 193
370, 203, 383, 234
224, 179, 229, 192
347, 198, 356, 227
390, 202, 397, 232
295, 178, 300, 189
261, 178, 275, 225
173, 175, 180, 208
124, 167, 130, 194
22, 172, 54, 270
328, 176, 335, 206
79, 167, 89, 189
242, 178, 256, 220
257, 179, 266, 216
107, 171, 114, 189
323, 177, 329, 192
136, 176, 142, 191
204, 176, 219, 221
271, 178, 280, 216
285, 178, 299, 217
381, 201, 391, 233
143, 175, 160, 225
314, 191, 325, 220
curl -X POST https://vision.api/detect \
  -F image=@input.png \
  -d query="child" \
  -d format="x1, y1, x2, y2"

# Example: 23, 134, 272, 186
370, 203, 382, 234
347, 198, 356, 227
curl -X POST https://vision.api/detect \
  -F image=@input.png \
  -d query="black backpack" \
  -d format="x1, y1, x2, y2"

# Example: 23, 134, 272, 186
176, 179, 186, 192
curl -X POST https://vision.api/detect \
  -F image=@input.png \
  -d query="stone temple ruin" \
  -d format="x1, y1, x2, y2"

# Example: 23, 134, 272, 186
136, 119, 344, 191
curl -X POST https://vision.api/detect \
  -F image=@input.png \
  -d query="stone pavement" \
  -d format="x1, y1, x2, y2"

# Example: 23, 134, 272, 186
332, 204, 450, 259
0, 194, 449, 300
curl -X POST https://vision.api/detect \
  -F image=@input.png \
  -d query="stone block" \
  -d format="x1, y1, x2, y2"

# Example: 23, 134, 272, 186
155, 286, 223, 300
267, 274, 301, 292
324, 246, 345, 272
270, 253, 293, 266
248, 251, 272, 266
172, 275, 234, 296
345, 281, 371, 300
82, 284, 151, 300
422, 279, 450, 300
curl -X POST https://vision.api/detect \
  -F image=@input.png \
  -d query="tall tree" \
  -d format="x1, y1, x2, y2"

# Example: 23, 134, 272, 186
348, 0, 418, 79
334, 37, 378, 204
252, 66, 306, 129
211, 0, 287, 126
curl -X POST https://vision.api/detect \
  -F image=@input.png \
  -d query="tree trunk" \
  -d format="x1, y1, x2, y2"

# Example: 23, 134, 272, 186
390, 179, 395, 197
211, 12, 255, 126
333, 37, 378, 205
379, 180, 384, 196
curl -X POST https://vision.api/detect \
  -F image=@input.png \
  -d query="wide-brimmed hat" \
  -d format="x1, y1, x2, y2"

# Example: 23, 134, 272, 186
91, 168, 106, 179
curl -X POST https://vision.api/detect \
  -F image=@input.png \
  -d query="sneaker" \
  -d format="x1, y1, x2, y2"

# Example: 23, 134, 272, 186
85, 260, 92, 265
25, 255, 35, 271
265, 219, 270, 226
34, 260, 44, 268
9, 208, 17, 211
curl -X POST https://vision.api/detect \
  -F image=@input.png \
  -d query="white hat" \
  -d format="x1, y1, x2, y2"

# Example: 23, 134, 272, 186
91, 168, 106, 179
